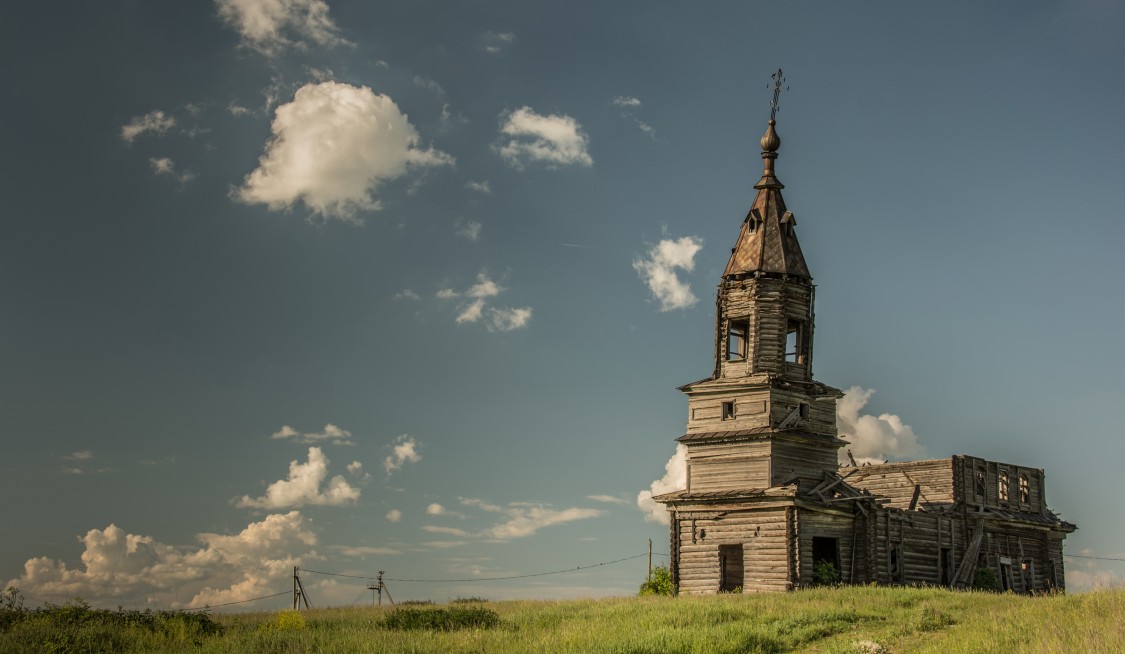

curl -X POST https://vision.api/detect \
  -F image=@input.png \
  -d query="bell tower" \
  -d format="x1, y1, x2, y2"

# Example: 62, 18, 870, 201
677, 71, 844, 491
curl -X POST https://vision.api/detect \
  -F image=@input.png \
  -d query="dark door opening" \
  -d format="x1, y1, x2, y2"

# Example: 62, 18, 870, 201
812, 537, 840, 583
939, 547, 953, 586
719, 544, 744, 592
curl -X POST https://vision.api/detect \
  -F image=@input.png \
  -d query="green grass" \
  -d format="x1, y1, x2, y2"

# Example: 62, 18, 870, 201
2, 586, 1122, 653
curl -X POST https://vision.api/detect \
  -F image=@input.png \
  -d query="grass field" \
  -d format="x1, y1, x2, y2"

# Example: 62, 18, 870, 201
2, 585, 1122, 653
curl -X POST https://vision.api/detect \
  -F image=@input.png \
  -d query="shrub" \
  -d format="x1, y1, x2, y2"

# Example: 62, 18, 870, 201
972, 567, 999, 591
639, 565, 676, 596
813, 560, 841, 586
259, 610, 306, 632
383, 605, 501, 631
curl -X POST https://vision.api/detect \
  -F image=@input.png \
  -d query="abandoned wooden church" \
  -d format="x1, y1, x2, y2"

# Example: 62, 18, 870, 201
652, 85, 1075, 595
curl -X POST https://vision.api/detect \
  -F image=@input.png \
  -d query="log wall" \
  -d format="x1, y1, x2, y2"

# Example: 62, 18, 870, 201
673, 507, 791, 594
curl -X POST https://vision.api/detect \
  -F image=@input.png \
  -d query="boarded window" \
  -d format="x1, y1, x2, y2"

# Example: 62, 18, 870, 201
1019, 474, 1030, 503
999, 470, 1009, 502
727, 320, 749, 361
719, 544, 744, 592
890, 543, 904, 583
721, 401, 735, 421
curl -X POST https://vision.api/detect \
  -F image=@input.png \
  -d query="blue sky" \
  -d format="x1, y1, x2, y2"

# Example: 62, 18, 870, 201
2, 0, 1124, 608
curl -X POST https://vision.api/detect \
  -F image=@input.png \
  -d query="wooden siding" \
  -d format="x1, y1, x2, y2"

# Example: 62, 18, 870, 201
717, 277, 813, 383
673, 508, 791, 594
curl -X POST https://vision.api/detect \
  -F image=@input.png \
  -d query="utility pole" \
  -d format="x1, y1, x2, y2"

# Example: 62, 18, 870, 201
292, 566, 310, 610
648, 538, 653, 580
365, 571, 394, 607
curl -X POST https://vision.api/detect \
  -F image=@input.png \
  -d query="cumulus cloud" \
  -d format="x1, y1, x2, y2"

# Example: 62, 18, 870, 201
437, 272, 532, 331
496, 107, 592, 170
383, 435, 421, 475
636, 444, 687, 525
120, 110, 176, 143
836, 387, 925, 465
234, 81, 453, 220
459, 498, 603, 539
481, 31, 515, 54
271, 423, 354, 445
633, 236, 703, 311
215, 0, 350, 56
385, 509, 402, 523
236, 447, 361, 509
5, 511, 316, 609
454, 218, 482, 241
426, 503, 446, 515
464, 180, 491, 194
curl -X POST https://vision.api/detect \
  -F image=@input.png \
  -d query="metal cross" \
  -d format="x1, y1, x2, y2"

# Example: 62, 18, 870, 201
768, 69, 788, 121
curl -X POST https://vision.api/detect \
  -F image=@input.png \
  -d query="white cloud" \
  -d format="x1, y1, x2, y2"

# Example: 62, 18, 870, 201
438, 272, 531, 331
458, 497, 603, 539
454, 218, 482, 241
636, 444, 687, 525
633, 236, 703, 311
271, 423, 354, 445
487, 307, 532, 332
421, 540, 467, 550
385, 509, 402, 523
236, 447, 360, 509
5, 511, 316, 609
227, 101, 252, 117
149, 157, 196, 185
65, 451, 94, 461
383, 435, 421, 475
587, 494, 630, 505
330, 545, 401, 557
836, 387, 925, 465
1066, 550, 1125, 591
421, 525, 471, 537
394, 289, 421, 301
496, 107, 592, 170
346, 461, 363, 474
234, 81, 453, 220
464, 180, 491, 194
426, 503, 446, 515
481, 31, 515, 54
611, 96, 642, 108
120, 110, 176, 143
214, 0, 350, 57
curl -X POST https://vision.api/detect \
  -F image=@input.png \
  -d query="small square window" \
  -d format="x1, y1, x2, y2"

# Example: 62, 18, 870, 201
798, 402, 810, 419
721, 401, 735, 421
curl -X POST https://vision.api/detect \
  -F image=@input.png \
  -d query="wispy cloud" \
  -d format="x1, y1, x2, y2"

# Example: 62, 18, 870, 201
633, 236, 703, 311
436, 272, 532, 332
330, 545, 401, 557
215, 0, 351, 57
271, 423, 354, 445
121, 110, 176, 143
496, 107, 592, 170
235, 447, 361, 509
464, 180, 491, 194
587, 494, 630, 505
149, 157, 196, 185
611, 95, 657, 139
234, 81, 453, 221
454, 218, 482, 241
459, 498, 604, 539
480, 31, 515, 54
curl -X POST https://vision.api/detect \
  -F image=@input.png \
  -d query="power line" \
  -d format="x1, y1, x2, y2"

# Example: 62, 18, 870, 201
300, 568, 376, 581
385, 552, 650, 583
1067, 554, 1125, 562
174, 590, 290, 612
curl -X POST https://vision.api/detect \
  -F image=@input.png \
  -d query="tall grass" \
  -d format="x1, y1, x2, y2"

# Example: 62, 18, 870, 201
2, 586, 1121, 653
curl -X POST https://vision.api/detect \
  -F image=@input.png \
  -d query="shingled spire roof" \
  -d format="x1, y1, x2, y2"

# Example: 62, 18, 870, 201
722, 114, 811, 280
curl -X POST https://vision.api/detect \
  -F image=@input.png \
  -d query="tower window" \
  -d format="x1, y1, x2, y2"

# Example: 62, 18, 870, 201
785, 319, 804, 363
727, 320, 749, 361
798, 402, 810, 419
1019, 474, 1030, 503
999, 470, 1009, 502
721, 401, 735, 421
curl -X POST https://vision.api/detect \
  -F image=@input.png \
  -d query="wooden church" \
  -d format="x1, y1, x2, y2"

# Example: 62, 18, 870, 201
652, 76, 1075, 594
